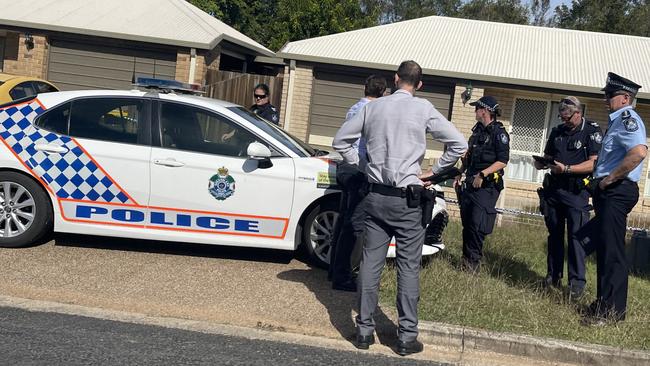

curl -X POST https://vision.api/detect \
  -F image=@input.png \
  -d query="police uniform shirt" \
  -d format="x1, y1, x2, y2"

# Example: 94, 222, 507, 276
594, 106, 647, 182
466, 120, 510, 175
251, 103, 280, 125
544, 118, 602, 167
333, 89, 467, 187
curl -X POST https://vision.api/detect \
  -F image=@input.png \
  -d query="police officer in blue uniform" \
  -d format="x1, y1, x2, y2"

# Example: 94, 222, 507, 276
535, 96, 602, 298
455, 96, 509, 272
583, 72, 646, 324
251, 83, 280, 125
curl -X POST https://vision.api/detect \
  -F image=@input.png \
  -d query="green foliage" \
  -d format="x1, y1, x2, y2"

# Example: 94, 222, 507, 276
457, 0, 530, 25
187, 0, 649, 52
552, 0, 650, 37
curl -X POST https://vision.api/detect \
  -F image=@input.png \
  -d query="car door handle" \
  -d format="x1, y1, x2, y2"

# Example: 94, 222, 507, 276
153, 158, 185, 167
34, 143, 69, 154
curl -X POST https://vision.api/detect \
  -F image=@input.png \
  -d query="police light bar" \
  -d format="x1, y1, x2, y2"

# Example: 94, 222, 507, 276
135, 77, 204, 94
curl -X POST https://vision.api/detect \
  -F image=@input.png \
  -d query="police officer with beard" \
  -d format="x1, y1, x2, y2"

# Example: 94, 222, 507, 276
534, 96, 602, 299
455, 96, 509, 273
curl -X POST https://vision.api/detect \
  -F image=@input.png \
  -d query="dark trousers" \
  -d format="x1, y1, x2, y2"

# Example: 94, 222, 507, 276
329, 171, 366, 284
543, 193, 589, 288
460, 186, 500, 265
591, 180, 638, 320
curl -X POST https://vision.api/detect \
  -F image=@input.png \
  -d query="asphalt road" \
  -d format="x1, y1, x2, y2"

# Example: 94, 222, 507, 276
0, 306, 448, 366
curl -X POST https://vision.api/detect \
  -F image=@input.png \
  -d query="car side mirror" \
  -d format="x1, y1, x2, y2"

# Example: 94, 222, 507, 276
247, 141, 273, 168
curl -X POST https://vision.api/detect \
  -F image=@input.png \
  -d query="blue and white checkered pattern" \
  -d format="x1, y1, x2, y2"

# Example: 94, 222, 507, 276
0, 101, 133, 204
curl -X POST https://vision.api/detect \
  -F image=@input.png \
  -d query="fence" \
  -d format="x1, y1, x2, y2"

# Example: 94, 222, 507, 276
205, 70, 284, 110
443, 192, 650, 233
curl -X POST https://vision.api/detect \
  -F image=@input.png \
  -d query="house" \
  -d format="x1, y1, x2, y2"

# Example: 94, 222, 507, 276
0, 0, 276, 90
276, 15, 650, 218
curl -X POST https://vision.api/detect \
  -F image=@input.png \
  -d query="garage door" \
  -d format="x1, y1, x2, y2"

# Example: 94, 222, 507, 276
48, 39, 177, 91
308, 67, 454, 152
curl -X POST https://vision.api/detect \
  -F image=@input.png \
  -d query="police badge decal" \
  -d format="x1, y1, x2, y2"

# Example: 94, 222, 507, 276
208, 167, 236, 200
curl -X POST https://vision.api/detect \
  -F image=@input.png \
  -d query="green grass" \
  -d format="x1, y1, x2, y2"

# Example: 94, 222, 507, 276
379, 220, 650, 350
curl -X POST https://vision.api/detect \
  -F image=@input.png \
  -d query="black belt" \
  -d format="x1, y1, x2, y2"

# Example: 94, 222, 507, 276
368, 183, 407, 197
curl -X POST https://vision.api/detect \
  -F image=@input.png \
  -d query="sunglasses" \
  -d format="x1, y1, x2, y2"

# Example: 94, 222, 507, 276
254, 94, 268, 100
560, 98, 576, 106
558, 111, 577, 121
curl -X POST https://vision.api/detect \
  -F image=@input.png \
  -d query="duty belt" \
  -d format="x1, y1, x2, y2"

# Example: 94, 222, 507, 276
368, 183, 407, 198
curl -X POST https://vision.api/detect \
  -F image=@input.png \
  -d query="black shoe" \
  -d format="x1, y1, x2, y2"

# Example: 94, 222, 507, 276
568, 283, 584, 300
332, 279, 357, 292
543, 275, 561, 288
396, 339, 424, 356
355, 334, 375, 350
460, 257, 480, 274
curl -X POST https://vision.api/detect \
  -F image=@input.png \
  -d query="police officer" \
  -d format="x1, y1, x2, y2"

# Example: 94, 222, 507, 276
582, 73, 646, 324
329, 75, 387, 292
251, 83, 279, 125
534, 96, 602, 299
333, 61, 467, 355
455, 96, 509, 273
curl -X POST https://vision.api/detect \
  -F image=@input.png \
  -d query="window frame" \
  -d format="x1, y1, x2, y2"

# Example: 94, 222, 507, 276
34, 96, 152, 147
0, 36, 5, 72
507, 96, 588, 183
152, 100, 288, 159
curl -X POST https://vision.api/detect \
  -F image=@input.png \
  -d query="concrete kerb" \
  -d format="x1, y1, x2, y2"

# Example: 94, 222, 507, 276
418, 320, 650, 366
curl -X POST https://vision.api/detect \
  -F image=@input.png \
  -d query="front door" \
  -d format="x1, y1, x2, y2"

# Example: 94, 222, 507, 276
148, 101, 295, 247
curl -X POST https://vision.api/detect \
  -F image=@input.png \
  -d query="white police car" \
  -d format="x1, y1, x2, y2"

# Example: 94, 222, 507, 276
0, 79, 448, 267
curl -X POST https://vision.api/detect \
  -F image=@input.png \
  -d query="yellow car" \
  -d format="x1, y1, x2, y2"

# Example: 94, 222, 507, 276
0, 73, 59, 104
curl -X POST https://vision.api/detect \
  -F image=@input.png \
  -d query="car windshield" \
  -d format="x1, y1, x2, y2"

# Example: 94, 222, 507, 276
228, 107, 316, 157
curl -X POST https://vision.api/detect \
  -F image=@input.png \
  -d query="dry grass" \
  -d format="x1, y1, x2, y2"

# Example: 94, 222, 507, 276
379, 220, 650, 350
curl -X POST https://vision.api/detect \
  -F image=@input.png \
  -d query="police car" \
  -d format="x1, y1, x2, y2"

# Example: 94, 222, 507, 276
0, 79, 448, 267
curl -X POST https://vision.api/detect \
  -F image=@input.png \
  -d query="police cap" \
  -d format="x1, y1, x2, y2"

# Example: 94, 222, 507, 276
470, 96, 500, 115
601, 72, 642, 96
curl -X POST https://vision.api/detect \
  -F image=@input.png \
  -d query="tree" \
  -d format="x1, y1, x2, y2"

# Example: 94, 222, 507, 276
530, 0, 552, 26
458, 0, 529, 25
267, 0, 381, 50
551, 0, 650, 37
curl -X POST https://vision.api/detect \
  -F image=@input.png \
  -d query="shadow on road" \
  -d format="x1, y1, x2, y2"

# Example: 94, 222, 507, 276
52, 233, 294, 265
277, 267, 398, 348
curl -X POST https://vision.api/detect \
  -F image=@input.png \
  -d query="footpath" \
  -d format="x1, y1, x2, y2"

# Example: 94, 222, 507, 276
0, 237, 648, 365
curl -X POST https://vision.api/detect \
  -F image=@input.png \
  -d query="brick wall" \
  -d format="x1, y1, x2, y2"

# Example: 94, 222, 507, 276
451, 85, 483, 138
1, 32, 48, 79
279, 64, 313, 141
175, 46, 220, 85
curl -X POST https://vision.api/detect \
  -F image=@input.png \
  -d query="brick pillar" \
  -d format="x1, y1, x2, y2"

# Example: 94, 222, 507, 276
1, 32, 48, 78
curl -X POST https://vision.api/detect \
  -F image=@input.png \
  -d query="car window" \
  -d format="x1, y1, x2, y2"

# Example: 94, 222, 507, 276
68, 98, 145, 144
35, 102, 71, 135
33, 82, 58, 94
228, 107, 314, 157
9, 82, 37, 100
160, 102, 280, 157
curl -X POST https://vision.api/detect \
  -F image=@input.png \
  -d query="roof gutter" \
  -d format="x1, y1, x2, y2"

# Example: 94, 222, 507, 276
276, 52, 650, 101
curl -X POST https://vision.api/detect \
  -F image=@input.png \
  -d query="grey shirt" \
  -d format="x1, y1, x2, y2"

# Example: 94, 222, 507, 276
333, 89, 467, 187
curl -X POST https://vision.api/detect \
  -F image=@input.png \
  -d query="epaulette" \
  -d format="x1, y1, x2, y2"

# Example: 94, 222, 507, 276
622, 110, 632, 120
588, 120, 600, 128
471, 122, 481, 132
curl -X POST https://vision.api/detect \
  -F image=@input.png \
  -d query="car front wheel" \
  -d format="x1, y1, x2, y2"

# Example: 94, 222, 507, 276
0, 172, 53, 248
302, 200, 339, 269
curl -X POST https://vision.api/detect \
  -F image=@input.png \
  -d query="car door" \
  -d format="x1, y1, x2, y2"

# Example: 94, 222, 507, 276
34, 96, 152, 229
148, 100, 295, 247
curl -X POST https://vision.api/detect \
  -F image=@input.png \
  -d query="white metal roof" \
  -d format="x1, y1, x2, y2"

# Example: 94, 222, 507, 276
0, 0, 273, 56
278, 16, 650, 100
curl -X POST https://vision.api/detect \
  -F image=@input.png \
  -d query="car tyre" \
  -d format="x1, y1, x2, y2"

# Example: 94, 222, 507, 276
0, 172, 53, 248
302, 199, 339, 269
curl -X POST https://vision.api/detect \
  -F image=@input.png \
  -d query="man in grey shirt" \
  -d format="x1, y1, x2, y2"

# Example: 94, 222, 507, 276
333, 60, 467, 356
